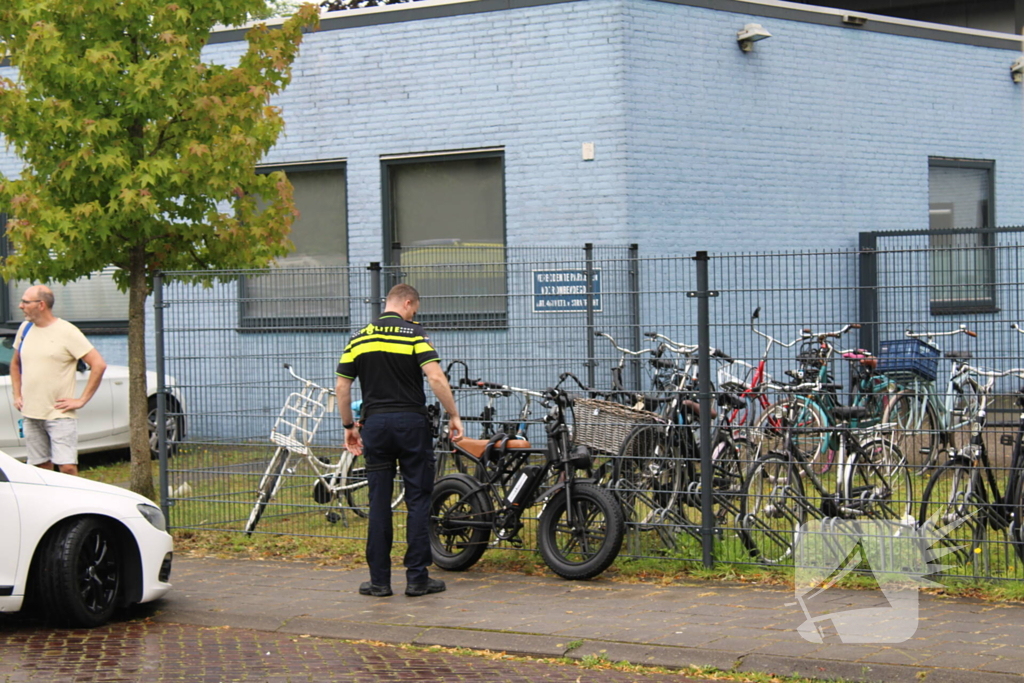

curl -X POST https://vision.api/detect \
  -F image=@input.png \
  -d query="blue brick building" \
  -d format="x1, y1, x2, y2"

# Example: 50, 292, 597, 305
2, 0, 1024, 443
2, 0, 1022, 346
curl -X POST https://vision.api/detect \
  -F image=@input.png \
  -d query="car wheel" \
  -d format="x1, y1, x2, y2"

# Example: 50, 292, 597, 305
35, 517, 122, 627
148, 395, 182, 459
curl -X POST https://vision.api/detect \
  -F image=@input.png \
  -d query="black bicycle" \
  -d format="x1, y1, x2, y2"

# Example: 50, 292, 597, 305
429, 377, 626, 580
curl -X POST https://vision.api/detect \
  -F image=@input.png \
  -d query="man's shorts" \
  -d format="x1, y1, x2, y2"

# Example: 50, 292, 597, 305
24, 418, 78, 466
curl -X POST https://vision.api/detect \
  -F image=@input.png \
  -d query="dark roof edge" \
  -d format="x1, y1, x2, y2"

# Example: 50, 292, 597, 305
208, 0, 580, 44
206, 0, 1024, 51
664, 0, 1023, 50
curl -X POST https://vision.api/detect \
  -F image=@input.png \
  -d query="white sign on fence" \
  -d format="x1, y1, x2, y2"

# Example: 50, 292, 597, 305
532, 269, 602, 313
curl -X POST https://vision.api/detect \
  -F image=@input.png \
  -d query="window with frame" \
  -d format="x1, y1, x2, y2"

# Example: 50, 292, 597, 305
1, 214, 129, 332
382, 150, 506, 329
239, 162, 349, 330
928, 158, 997, 314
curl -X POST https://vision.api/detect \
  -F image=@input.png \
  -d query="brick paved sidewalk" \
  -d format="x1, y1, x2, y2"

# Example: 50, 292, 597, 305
0, 620, 707, 682
157, 557, 1024, 683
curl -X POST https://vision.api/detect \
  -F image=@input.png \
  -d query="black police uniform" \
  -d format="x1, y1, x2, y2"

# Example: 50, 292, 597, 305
336, 312, 440, 588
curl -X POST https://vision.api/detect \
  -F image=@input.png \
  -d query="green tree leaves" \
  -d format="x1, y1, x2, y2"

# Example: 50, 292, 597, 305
0, 0, 319, 496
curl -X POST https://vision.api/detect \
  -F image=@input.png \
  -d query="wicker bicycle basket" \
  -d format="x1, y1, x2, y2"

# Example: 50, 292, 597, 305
572, 397, 665, 456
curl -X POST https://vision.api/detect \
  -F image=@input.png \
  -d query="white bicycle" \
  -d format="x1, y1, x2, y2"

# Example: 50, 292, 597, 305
243, 364, 405, 535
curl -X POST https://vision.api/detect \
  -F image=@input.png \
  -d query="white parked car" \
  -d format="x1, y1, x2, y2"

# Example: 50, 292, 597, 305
0, 328, 185, 460
0, 449, 173, 626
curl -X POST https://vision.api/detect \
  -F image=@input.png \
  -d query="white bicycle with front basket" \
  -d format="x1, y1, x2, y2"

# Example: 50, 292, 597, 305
243, 364, 405, 535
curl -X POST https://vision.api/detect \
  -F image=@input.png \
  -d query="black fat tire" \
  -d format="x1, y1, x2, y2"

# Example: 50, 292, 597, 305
537, 483, 625, 580
429, 476, 492, 571
343, 462, 406, 519
244, 447, 290, 535
148, 395, 183, 460
738, 454, 807, 565
34, 517, 122, 627
919, 460, 987, 568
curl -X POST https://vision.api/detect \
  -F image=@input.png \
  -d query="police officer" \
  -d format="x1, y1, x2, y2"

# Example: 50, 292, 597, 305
336, 284, 464, 597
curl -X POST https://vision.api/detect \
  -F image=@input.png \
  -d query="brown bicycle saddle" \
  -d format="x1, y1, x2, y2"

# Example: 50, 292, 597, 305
455, 434, 532, 459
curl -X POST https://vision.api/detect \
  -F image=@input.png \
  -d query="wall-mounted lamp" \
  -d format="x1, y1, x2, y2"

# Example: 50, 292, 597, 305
737, 24, 772, 53
1012, 56, 1024, 83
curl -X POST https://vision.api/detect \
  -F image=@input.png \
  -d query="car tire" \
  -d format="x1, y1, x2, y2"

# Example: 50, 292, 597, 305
34, 517, 122, 627
148, 395, 182, 460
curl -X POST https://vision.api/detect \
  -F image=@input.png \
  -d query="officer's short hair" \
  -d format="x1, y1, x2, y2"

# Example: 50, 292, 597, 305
386, 283, 420, 304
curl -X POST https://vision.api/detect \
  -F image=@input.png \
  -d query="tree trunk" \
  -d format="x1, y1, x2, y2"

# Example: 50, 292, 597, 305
127, 246, 155, 500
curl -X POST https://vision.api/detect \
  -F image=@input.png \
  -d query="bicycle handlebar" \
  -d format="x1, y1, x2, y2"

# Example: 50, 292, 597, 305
641, 331, 734, 362
594, 331, 656, 357
557, 372, 590, 392
800, 323, 861, 341
461, 377, 547, 400
905, 325, 977, 342
645, 331, 699, 355
960, 365, 1024, 382
282, 363, 336, 395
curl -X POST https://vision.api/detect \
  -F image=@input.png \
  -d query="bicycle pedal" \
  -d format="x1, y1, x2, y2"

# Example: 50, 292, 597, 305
509, 536, 524, 549
325, 511, 341, 524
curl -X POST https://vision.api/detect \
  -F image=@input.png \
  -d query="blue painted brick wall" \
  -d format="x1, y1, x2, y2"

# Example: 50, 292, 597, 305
3, 0, 1024, 440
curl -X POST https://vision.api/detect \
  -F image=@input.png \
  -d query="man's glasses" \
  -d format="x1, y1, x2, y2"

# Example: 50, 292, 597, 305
19, 299, 41, 305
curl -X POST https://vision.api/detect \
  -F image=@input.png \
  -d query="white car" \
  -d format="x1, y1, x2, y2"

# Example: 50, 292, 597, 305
0, 449, 173, 626
0, 328, 185, 460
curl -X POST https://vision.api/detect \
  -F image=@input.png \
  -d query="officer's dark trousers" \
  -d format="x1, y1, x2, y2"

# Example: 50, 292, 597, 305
360, 411, 435, 586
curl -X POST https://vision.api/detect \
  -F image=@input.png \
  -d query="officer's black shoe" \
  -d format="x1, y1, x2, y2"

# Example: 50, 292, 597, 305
405, 578, 446, 597
359, 582, 393, 597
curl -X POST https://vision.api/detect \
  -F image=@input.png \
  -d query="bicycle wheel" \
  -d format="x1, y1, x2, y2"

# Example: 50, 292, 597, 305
845, 438, 914, 524
711, 431, 750, 493
1011, 463, 1024, 565
429, 476, 492, 571
537, 482, 625, 580
883, 391, 942, 473
738, 454, 807, 565
244, 447, 291, 535
342, 459, 406, 518
611, 424, 687, 536
753, 398, 829, 474
948, 378, 982, 453
919, 460, 987, 569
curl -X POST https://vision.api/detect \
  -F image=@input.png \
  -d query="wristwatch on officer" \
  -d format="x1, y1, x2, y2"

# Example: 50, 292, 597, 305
343, 422, 355, 430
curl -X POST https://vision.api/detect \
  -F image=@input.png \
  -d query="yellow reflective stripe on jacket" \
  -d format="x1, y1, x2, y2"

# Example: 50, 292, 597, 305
344, 340, 420, 359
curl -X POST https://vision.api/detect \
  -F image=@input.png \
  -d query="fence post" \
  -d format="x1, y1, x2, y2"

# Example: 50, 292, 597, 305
585, 243, 596, 390
858, 232, 878, 353
368, 262, 382, 319
153, 272, 170, 523
692, 251, 716, 569
628, 244, 642, 391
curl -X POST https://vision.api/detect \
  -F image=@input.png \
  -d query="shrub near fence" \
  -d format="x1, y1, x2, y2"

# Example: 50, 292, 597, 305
156, 235, 1024, 582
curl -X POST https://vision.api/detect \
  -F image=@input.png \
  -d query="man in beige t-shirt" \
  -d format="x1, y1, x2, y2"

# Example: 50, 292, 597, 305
10, 285, 107, 476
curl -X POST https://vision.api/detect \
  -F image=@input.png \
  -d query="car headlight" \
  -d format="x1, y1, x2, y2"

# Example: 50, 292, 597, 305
137, 504, 167, 531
